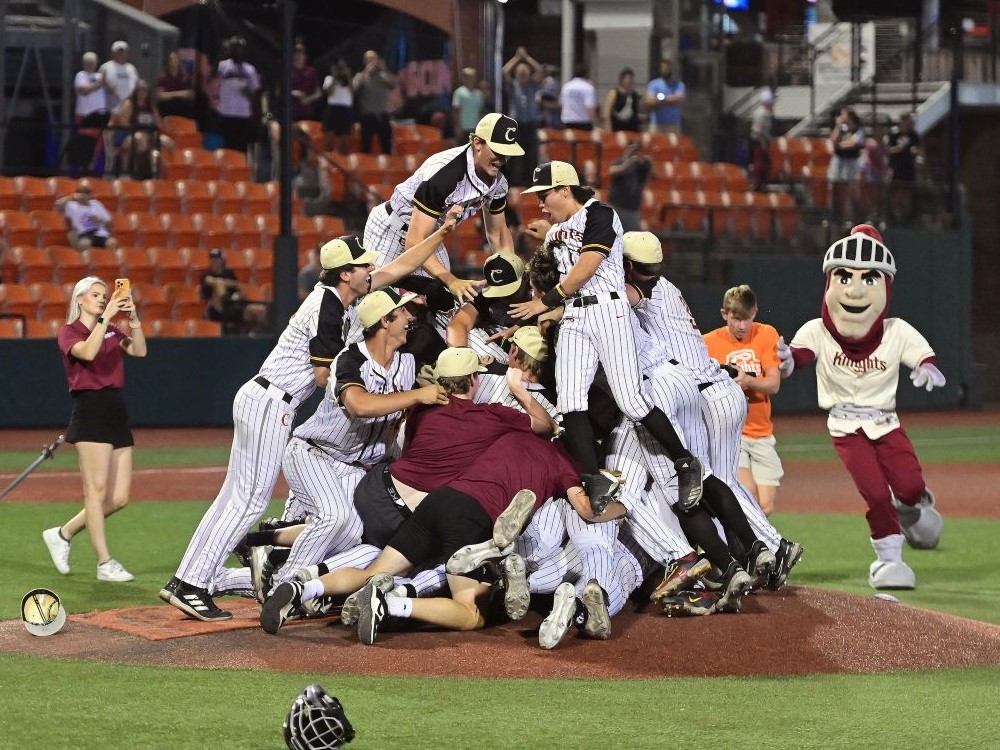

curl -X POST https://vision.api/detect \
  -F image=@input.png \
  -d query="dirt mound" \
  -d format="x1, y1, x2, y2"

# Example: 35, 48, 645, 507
3, 587, 998, 678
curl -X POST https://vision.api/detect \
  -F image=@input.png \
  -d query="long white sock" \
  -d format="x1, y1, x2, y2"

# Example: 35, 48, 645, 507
387, 597, 413, 617
301, 579, 324, 603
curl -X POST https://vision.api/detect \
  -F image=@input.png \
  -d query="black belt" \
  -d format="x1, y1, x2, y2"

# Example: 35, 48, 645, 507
698, 381, 713, 392
669, 359, 680, 365
254, 375, 294, 404
571, 291, 619, 307
382, 464, 412, 519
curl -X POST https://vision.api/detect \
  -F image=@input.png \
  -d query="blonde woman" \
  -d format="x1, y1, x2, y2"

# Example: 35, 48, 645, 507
43, 277, 146, 582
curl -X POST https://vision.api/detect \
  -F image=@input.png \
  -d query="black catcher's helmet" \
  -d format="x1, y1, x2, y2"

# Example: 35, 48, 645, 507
283, 685, 355, 750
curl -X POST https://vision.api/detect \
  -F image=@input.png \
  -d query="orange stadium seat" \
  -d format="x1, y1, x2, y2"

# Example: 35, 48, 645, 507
675, 190, 708, 233
0, 317, 24, 338
116, 247, 157, 285
184, 246, 210, 279
0, 177, 19, 210
185, 318, 222, 337
180, 148, 221, 181
800, 165, 829, 209
135, 286, 173, 320
113, 178, 154, 213
128, 212, 167, 248
715, 162, 749, 193
14, 176, 53, 211
148, 246, 189, 285
164, 282, 204, 319
86, 247, 119, 280
292, 215, 321, 249
223, 247, 253, 284
242, 283, 270, 303
150, 318, 187, 337
256, 214, 279, 245
0, 283, 37, 320
162, 115, 201, 149
193, 213, 229, 249
248, 247, 273, 286
1, 211, 39, 246
176, 179, 215, 214
30, 282, 67, 320
162, 214, 201, 249
225, 213, 263, 250
46, 177, 78, 202
31, 210, 70, 246
238, 181, 274, 216
215, 149, 253, 183
769, 193, 800, 240
24, 319, 56, 338
313, 215, 347, 241
147, 179, 183, 214
47, 246, 88, 284
11, 245, 52, 284
701, 191, 730, 236
209, 180, 243, 215
727, 192, 756, 239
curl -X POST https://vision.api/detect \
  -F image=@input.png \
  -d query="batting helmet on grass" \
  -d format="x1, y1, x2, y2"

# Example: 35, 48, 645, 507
283, 685, 355, 750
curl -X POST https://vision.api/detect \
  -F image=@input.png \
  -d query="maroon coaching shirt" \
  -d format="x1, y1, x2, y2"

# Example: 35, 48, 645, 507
390, 397, 532, 491
449, 432, 581, 521
57, 321, 127, 392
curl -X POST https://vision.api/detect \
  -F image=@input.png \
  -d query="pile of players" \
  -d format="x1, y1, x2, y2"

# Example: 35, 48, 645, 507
160, 113, 802, 649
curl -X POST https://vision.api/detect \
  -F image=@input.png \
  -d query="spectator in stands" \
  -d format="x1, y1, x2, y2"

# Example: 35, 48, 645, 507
862, 120, 890, 184
117, 80, 172, 179
603, 67, 642, 133
559, 64, 598, 131
538, 64, 561, 129
321, 59, 354, 153
69, 51, 109, 176
291, 43, 322, 122
353, 50, 396, 154
607, 141, 652, 232
749, 88, 774, 192
453, 67, 485, 145
101, 41, 139, 174
200, 248, 268, 335
885, 113, 922, 223
297, 245, 322, 301
217, 36, 261, 155
503, 48, 543, 186
156, 50, 195, 120
56, 180, 118, 252
828, 107, 865, 220
645, 59, 685, 134
295, 146, 334, 216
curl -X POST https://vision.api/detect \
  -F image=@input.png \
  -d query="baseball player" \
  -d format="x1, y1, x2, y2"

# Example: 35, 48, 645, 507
621, 231, 802, 590
703, 285, 784, 515
509, 161, 703, 510
471, 326, 558, 418
163, 209, 463, 622
364, 112, 524, 303
782, 225, 944, 589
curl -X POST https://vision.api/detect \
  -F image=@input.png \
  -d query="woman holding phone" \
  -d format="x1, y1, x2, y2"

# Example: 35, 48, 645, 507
43, 277, 146, 582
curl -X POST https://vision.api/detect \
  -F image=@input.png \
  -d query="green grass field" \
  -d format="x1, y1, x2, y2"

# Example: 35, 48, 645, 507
2, 420, 999, 749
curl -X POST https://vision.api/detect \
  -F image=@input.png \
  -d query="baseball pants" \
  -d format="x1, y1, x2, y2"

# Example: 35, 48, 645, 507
528, 537, 643, 617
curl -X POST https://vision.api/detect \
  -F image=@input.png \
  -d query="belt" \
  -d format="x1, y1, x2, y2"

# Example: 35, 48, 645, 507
384, 202, 409, 231
254, 375, 294, 405
382, 464, 412, 519
698, 381, 713, 392
669, 358, 679, 365
570, 291, 620, 307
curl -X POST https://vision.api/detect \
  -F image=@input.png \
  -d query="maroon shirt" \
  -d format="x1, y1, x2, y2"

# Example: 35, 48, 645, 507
390, 398, 531, 491
156, 72, 191, 94
449, 433, 581, 521
291, 64, 320, 120
57, 320, 127, 392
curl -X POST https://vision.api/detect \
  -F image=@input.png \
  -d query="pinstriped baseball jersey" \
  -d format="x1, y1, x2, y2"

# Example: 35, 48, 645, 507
546, 199, 625, 295
258, 285, 349, 403
294, 343, 416, 465
472, 362, 560, 419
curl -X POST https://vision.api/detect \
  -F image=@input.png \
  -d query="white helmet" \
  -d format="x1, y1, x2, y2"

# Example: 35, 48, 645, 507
822, 231, 896, 278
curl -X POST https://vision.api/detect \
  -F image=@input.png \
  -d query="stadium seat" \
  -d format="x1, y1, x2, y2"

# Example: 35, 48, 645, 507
800, 165, 829, 209
292, 215, 321, 250
150, 318, 187, 337
185, 318, 222, 337
0, 316, 24, 338
237, 181, 274, 216
193, 213, 230, 250
248, 247, 273, 286
769, 193, 800, 240
86, 247, 119, 280
1, 211, 40, 246
148, 246, 189, 285
164, 282, 204, 319
14, 176, 52, 211
24, 319, 55, 338
256, 214, 279, 246
47, 246, 88, 284
727, 192, 756, 239
46, 177, 78, 202
208, 180, 243, 215
30, 282, 67, 321
223, 247, 253, 284
183, 247, 211, 279
11, 245, 52, 284
715, 163, 749, 193
113, 178, 154, 213
0, 283, 37, 320
224, 213, 262, 250
31, 210, 70, 246
701, 191, 730, 236
242, 283, 269, 302
215, 149, 253, 183
127, 212, 167, 247
176, 179, 215, 214
0, 177, 19, 211
116, 247, 157, 285
313, 215, 347, 242
147, 180, 183, 214
675, 190, 708, 233
135, 286, 173, 320
179, 148, 220, 181
162, 115, 201, 149
162, 214, 201, 249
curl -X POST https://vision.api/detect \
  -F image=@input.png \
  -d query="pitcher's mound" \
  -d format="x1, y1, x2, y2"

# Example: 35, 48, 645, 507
3, 587, 999, 678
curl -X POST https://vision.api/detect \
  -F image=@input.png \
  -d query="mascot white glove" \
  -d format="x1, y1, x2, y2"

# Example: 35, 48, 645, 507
910, 362, 946, 392
777, 336, 794, 377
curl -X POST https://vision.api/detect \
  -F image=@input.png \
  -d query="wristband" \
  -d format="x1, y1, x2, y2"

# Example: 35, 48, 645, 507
97, 316, 106, 325
540, 286, 565, 309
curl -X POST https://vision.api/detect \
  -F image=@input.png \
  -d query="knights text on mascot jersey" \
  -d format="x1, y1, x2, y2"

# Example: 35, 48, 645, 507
780, 224, 944, 590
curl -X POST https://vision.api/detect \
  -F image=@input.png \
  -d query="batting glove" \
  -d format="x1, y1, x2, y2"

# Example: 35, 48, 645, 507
777, 336, 795, 377
910, 362, 946, 392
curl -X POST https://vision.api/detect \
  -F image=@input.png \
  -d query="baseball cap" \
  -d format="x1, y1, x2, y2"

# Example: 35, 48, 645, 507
480, 251, 525, 298
622, 231, 663, 264
21, 588, 67, 637
522, 161, 581, 194
510, 325, 548, 362
357, 289, 417, 328
434, 347, 487, 379
320, 235, 378, 270
112, 40, 129, 53
473, 113, 525, 157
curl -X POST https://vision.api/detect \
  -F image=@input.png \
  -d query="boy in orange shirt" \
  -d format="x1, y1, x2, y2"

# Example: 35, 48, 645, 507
703, 285, 783, 515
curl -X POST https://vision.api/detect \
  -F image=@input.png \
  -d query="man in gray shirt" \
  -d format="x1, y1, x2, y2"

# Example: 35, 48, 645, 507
353, 50, 396, 154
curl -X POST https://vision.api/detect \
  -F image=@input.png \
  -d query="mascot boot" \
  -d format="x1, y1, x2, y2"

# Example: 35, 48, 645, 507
892, 488, 943, 550
869, 534, 916, 589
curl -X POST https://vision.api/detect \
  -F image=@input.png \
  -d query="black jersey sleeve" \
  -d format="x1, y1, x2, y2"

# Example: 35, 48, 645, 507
309, 290, 346, 369
411, 150, 468, 218
580, 203, 617, 257
334, 345, 368, 402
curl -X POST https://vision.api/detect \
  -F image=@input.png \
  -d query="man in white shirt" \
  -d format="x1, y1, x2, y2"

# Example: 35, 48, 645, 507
71, 52, 109, 175
559, 65, 598, 131
216, 36, 261, 154
99, 41, 139, 173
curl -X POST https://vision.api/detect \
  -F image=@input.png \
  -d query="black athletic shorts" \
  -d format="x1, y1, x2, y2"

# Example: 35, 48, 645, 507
65, 387, 134, 448
387, 486, 492, 572
354, 461, 411, 548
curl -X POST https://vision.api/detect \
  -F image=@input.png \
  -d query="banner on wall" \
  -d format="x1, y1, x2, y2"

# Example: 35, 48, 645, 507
809, 22, 875, 87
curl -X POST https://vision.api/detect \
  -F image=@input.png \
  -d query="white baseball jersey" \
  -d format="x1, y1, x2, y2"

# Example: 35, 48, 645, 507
791, 317, 936, 439
547, 198, 625, 295
472, 361, 560, 419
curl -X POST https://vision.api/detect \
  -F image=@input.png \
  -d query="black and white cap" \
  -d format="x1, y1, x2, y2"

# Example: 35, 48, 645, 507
473, 113, 525, 157
822, 233, 896, 278
480, 251, 525, 298
522, 161, 581, 194
320, 235, 378, 270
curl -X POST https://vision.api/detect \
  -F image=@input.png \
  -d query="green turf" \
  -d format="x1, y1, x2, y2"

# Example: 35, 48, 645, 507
0, 445, 233, 473
0, 655, 997, 749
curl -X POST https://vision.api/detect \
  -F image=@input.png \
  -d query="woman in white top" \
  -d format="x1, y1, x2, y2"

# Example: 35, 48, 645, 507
322, 59, 354, 153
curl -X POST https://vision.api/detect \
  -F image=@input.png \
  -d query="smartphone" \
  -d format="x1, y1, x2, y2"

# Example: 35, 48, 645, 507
115, 278, 131, 297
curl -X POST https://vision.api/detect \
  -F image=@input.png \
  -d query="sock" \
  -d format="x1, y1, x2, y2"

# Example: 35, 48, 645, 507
387, 597, 413, 617
244, 530, 277, 547
571, 598, 586, 628
58, 528, 71, 543
392, 583, 417, 598
317, 562, 329, 576
301, 579, 324, 603
675, 506, 734, 571
560, 410, 600, 474
701, 475, 758, 549
639, 408, 690, 461
268, 547, 291, 567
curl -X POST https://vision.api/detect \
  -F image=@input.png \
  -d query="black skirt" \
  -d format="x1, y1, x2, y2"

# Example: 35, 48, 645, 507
66, 388, 134, 449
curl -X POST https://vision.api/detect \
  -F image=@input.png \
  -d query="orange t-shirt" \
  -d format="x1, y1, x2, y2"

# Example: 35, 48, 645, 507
703, 322, 780, 438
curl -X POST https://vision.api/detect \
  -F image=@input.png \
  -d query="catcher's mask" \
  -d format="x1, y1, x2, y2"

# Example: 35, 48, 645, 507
283, 685, 355, 750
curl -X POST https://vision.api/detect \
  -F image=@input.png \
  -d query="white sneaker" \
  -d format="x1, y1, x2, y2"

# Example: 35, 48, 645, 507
42, 527, 71, 575
868, 560, 915, 590
97, 559, 134, 582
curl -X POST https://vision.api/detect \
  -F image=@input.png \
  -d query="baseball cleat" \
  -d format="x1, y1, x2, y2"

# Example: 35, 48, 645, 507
746, 540, 777, 589
674, 456, 704, 511
356, 579, 389, 645
170, 582, 233, 621
650, 553, 712, 602
249, 545, 273, 604
581, 579, 611, 640
539, 582, 577, 650
260, 581, 304, 634
661, 589, 718, 617
501, 553, 530, 621
158, 576, 180, 604
42, 527, 72, 575
341, 573, 394, 627
766, 539, 804, 591
446, 539, 513, 575
583, 470, 623, 515
715, 562, 752, 613
493, 490, 537, 549
292, 565, 320, 584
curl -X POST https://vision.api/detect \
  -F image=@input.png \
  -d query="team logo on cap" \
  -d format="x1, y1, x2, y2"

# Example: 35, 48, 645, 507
504, 127, 516, 142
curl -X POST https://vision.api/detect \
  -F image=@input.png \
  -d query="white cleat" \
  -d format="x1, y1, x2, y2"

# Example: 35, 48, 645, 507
538, 582, 577, 650
493, 489, 537, 549
446, 539, 514, 575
